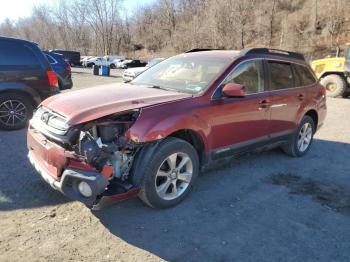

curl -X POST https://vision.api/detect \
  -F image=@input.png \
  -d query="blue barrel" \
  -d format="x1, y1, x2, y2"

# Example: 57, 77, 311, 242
101, 65, 110, 76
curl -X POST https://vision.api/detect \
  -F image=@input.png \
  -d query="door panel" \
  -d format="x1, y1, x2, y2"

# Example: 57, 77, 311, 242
266, 60, 303, 135
206, 59, 271, 151
207, 93, 271, 150
268, 88, 304, 134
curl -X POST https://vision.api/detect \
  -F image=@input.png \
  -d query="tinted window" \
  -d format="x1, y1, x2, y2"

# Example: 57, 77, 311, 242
294, 64, 316, 86
223, 60, 264, 94
268, 61, 294, 90
0, 41, 40, 67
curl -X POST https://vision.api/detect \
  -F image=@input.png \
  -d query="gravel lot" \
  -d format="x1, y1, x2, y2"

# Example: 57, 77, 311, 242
0, 68, 349, 261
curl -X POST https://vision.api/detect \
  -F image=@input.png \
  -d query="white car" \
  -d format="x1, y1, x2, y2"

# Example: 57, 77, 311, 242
123, 58, 165, 82
81, 56, 94, 67
86, 57, 105, 67
117, 59, 132, 69
104, 55, 125, 68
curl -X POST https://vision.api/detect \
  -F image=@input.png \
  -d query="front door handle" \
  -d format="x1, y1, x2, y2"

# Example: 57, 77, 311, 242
259, 99, 271, 109
297, 94, 305, 100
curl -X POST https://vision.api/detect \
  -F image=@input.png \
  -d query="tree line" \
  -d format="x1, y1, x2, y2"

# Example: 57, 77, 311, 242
1, 0, 349, 60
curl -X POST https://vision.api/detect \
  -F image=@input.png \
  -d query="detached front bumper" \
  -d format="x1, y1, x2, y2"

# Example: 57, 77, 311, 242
27, 127, 139, 208
28, 151, 109, 206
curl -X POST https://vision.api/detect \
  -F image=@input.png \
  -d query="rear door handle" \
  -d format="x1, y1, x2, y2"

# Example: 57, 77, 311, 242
297, 94, 305, 100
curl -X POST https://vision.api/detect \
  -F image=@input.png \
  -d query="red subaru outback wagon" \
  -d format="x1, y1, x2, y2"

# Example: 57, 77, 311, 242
27, 48, 327, 209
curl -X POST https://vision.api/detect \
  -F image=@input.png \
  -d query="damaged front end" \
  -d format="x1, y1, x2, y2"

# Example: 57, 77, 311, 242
28, 107, 144, 209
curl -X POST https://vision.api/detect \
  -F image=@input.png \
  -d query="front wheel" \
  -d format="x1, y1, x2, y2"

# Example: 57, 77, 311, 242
138, 138, 199, 208
282, 115, 315, 157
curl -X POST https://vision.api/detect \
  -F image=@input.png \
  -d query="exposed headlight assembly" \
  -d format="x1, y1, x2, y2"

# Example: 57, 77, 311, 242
31, 107, 69, 135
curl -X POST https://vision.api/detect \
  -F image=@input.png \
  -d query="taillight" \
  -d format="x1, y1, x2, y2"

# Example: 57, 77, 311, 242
47, 70, 58, 88
65, 64, 71, 72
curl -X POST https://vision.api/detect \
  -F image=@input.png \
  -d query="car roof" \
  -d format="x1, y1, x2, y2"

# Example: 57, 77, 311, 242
0, 36, 37, 46
176, 50, 240, 61
178, 49, 308, 66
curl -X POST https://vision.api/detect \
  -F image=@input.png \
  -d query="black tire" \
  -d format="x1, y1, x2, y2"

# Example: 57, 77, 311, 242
0, 93, 33, 130
282, 115, 315, 157
110, 63, 116, 69
136, 137, 199, 209
320, 74, 346, 98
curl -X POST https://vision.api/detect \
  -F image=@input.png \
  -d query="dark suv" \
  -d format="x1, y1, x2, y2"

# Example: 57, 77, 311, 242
27, 48, 326, 209
0, 37, 59, 130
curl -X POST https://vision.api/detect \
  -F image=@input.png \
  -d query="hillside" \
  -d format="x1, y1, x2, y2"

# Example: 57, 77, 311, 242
0, 0, 349, 61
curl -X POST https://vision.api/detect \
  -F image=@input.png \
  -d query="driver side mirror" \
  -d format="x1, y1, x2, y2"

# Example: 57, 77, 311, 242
222, 83, 246, 97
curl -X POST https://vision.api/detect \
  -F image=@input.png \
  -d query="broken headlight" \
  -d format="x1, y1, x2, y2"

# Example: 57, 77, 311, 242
31, 107, 69, 135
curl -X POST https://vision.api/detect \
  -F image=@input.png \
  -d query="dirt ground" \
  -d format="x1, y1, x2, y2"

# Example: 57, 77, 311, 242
0, 68, 350, 261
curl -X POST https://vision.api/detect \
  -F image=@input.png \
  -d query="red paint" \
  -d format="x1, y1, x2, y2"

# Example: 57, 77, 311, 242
41, 83, 191, 124
104, 188, 140, 201
222, 83, 246, 97
101, 165, 114, 179
29, 50, 327, 205
27, 128, 67, 180
68, 159, 96, 172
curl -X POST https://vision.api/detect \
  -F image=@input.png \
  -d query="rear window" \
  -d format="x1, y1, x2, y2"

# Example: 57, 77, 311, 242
294, 64, 316, 86
0, 40, 41, 67
45, 54, 56, 64
268, 61, 294, 90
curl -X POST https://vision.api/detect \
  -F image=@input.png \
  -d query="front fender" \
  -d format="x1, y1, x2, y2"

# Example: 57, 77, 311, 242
126, 102, 210, 151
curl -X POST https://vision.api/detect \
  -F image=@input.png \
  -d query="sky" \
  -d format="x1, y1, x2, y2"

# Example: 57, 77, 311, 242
0, 0, 156, 23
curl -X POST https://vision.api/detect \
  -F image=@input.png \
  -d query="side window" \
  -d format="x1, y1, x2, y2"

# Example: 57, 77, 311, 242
0, 41, 40, 67
294, 64, 317, 86
223, 60, 264, 94
345, 46, 350, 61
268, 61, 294, 90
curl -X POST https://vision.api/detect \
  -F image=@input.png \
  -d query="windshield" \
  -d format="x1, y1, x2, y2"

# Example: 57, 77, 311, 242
345, 45, 350, 61
131, 55, 231, 94
147, 58, 164, 67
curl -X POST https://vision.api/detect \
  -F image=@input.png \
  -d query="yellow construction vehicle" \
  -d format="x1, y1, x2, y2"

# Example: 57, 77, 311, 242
311, 43, 350, 97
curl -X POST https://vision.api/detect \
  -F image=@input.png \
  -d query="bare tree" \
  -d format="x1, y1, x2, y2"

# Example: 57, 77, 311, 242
0, 0, 350, 59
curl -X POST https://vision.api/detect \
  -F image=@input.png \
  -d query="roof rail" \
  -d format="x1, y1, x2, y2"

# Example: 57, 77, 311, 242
240, 48, 305, 61
185, 48, 223, 53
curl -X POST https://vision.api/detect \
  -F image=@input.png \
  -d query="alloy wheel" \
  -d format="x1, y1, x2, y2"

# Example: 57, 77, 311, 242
0, 99, 27, 127
297, 122, 313, 152
155, 152, 193, 201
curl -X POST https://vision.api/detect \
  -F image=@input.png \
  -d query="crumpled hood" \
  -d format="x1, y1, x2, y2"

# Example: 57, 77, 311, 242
41, 83, 192, 125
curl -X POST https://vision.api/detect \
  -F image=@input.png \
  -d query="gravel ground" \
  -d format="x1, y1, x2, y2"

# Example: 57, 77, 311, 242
0, 68, 349, 261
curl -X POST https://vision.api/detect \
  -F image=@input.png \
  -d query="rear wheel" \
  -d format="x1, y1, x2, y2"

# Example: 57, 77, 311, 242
110, 63, 116, 69
138, 138, 199, 208
320, 74, 346, 98
282, 115, 315, 157
0, 93, 33, 130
